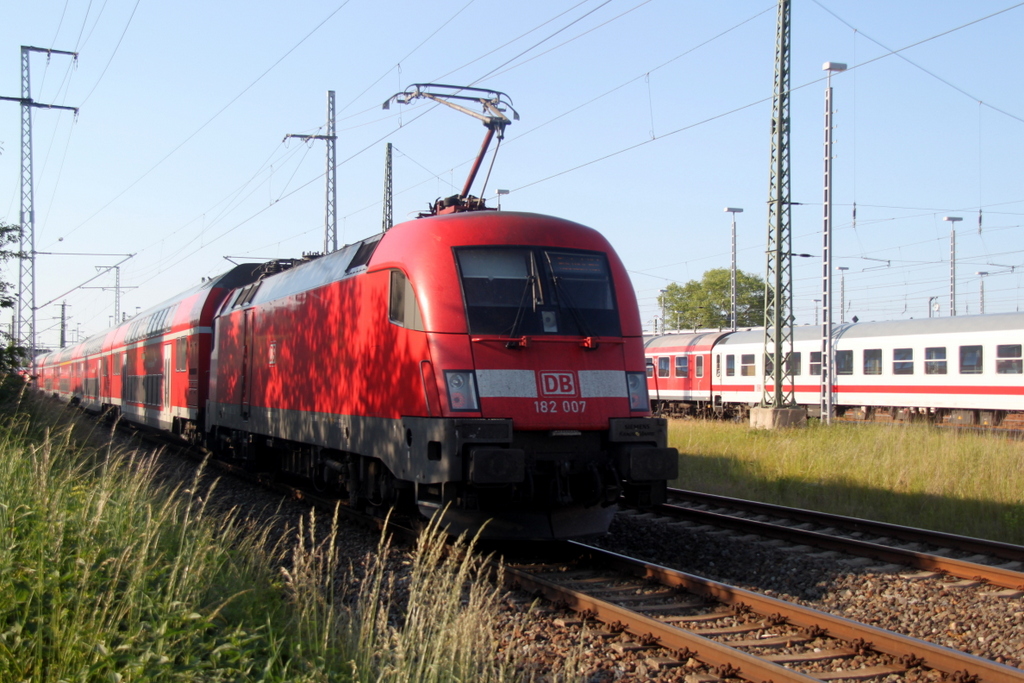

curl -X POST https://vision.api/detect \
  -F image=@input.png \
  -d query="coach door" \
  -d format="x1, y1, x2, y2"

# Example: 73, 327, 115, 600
163, 343, 172, 410
240, 309, 254, 421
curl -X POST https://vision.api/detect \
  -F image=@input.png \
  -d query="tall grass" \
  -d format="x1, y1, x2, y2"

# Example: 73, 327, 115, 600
0, 394, 517, 682
669, 419, 1024, 544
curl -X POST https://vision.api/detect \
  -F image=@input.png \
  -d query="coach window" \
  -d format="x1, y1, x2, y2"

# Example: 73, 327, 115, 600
893, 348, 914, 375
389, 270, 424, 331
175, 337, 187, 372
786, 352, 801, 376
695, 355, 704, 378
646, 361, 653, 378
836, 350, 853, 375
809, 351, 822, 375
741, 354, 757, 376
658, 356, 670, 378
725, 354, 735, 377
863, 349, 882, 375
925, 347, 947, 374
675, 355, 688, 378
959, 345, 983, 374
996, 344, 1022, 374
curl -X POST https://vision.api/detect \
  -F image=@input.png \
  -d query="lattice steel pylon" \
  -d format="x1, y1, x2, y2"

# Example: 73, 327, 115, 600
382, 142, 393, 231
761, 0, 795, 408
0, 46, 79, 365
284, 90, 337, 253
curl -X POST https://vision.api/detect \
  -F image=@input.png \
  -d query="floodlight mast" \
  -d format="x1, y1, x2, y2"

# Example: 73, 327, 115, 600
383, 84, 519, 215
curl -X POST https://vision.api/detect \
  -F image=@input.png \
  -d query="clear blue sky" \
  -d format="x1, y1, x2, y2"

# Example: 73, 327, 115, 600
3, 0, 1023, 347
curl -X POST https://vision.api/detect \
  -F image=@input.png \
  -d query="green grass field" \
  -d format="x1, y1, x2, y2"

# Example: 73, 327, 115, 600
0, 393, 516, 682
669, 419, 1024, 544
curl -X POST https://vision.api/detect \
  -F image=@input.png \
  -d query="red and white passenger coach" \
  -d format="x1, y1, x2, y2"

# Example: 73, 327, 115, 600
645, 313, 1024, 425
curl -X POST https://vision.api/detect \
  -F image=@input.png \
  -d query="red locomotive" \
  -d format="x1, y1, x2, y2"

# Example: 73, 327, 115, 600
35, 211, 678, 538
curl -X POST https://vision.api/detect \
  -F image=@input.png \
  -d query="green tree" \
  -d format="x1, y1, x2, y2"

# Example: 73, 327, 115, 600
0, 221, 24, 374
658, 268, 765, 331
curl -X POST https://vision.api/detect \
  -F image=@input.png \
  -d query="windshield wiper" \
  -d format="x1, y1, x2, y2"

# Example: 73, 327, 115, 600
544, 254, 596, 347
506, 275, 537, 347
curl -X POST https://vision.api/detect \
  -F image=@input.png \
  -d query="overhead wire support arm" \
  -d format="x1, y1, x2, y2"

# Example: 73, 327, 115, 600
284, 91, 338, 254
382, 84, 519, 214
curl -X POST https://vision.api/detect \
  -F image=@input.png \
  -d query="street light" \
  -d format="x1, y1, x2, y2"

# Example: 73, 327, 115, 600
659, 288, 668, 333
821, 61, 846, 426
944, 216, 962, 316
976, 271, 989, 314
837, 266, 849, 323
496, 188, 509, 211
724, 207, 743, 330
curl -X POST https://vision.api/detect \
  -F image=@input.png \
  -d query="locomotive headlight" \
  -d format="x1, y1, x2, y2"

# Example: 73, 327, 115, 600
626, 371, 649, 411
445, 370, 480, 412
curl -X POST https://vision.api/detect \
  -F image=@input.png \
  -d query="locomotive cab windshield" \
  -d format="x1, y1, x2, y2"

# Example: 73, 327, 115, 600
455, 246, 621, 338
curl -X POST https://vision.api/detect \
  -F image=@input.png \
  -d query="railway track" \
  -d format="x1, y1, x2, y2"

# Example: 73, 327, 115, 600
116, 420, 1024, 677
504, 542, 1023, 683
644, 488, 1024, 591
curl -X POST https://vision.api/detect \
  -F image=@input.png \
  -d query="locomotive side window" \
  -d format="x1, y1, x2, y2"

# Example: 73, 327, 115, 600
389, 270, 424, 331
835, 350, 853, 375
863, 349, 882, 375
786, 352, 801, 376
959, 345, 983, 374
695, 355, 704, 378
925, 347, 947, 374
675, 356, 688, 378
725, 354, 735, 377
657, 357, 670, 378
996, 344, 1022, 374
809, 351, 822, 375
893, 348, 913, 375
455, 247, 620, 337
741, 354, 757, 376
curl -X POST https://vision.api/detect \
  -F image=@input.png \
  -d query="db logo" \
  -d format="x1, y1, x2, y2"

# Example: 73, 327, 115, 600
539, 371, 577, 396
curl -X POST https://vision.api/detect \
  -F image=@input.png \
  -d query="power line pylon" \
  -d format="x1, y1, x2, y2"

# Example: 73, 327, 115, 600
761, 0, 796, 412
285, 90, 337, 253
382, 142, 393, 231
0, 46, 79, 364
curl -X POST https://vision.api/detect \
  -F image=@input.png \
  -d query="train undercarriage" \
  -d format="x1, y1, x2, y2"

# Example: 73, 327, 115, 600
204, 415, 677, 540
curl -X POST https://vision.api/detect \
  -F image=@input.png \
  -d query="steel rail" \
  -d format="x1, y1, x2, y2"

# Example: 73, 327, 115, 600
655, 490, 1024, 589
665, 488, 1024, 562
551, 542, 1024, 683
504, 563, 821, 683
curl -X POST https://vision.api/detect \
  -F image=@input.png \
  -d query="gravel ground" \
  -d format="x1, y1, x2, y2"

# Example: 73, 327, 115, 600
592, 512, 1024, 670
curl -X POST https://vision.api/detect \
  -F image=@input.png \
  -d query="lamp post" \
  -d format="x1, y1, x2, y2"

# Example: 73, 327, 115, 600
821, 61, 846, 426
944, 216, 962, 316
659, 289, 668, 333
976, 271, 989, 314
837, 266, 849, 323
496, 188, 509, 211
724, 207, 743, 330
